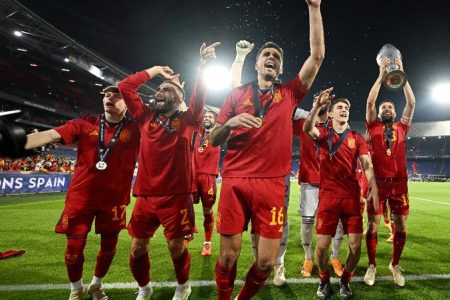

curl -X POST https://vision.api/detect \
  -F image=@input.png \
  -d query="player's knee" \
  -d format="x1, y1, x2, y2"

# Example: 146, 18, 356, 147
256, 257, 276, 274
203, 206, 214, 215
348, 240, 361, 254
219, 249, 239, 267
167, 239, 184, 257
367, 221, 379, 232
131, 239, 148, 257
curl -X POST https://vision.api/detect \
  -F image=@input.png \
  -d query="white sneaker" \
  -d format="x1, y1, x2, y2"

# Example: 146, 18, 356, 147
273, 264, 286, 286
68, 289, 84, 300
136, 285, 153, 300
389, 262, 405, 287
88, 284, 108, 300
173, 281, 191, 300
364, 264, 377, 286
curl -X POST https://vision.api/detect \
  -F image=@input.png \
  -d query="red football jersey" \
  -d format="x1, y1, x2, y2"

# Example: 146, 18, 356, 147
217, 76, 308, 177
118, 70, 205, 196
293, 118, 324, 185
367, 119, 409, 179
193, 129, 220, 176
316, 127, 369, 199
55, 116, 140, 207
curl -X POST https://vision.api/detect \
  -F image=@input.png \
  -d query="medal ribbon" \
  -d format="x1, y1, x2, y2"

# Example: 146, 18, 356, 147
384, 125, 393, 153
98, 114, 126, 163
154, 111, 182, 132
251, 81, 275, 119
199, 130, 209, 148
328, 127, 350, 159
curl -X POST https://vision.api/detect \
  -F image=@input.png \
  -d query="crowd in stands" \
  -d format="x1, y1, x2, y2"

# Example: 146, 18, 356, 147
0, 153, 75, 173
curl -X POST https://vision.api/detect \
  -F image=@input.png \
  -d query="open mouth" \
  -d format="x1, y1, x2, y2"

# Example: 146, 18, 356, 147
105, 102, 114, 107
265, 61, 275, 69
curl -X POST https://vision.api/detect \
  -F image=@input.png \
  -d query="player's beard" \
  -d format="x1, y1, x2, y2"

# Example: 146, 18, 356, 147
381, 114, 394, 124
203, 120, 215, 129
154, 100, 175, 115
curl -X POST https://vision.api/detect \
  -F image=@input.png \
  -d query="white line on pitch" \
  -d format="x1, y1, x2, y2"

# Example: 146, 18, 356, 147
0, 199, 64, 208
1, 274, 450, 291
411, 197, 450, 206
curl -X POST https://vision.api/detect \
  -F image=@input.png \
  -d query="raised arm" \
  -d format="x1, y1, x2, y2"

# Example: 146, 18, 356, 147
303, 87, 334, 139
298, 0, 325, 90
25, 129, 61, 150
359, 154, 379, 212
230, 40, 254, 88
366, 58, 389, 124
188, 42, 221, 125
397, 59, 415, 125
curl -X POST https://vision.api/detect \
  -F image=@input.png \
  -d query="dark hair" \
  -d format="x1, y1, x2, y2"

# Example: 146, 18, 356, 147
256, 42, 284, 61
101, 86, 119, 94
379, 99, 395, 109
329, 98, 351, 111
205, 110, 218, 120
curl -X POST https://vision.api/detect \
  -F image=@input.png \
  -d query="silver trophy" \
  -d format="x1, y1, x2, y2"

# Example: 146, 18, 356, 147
376, 44, 407, 91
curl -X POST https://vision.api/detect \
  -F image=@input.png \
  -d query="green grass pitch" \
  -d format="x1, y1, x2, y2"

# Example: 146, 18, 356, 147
1, 182, 450, 299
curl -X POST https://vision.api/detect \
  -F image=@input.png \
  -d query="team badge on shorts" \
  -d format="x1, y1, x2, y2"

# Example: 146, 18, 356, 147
317, 217, 323, 230
347, 137, 355, 149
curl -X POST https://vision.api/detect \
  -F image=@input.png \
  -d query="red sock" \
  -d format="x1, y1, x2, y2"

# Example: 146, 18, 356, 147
340, 268, 353, 284
94, 233, 118, 278
318, 269, 330, 283
65, 234, 87, 282
129, 252, 150, 287
204, 212, 214, 242
237, 263, 269, 300
392, 231, 406, 265
366, 231, 378, 266
215, 260, 237, 300
172, 248, 190, 284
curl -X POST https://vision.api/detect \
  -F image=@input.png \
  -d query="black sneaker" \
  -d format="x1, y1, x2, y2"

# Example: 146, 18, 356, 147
316, 281, 332, 299
339, 281, 353, 299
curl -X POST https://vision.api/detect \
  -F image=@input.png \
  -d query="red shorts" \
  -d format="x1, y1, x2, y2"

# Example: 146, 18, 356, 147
128, 194, 195, 240
367, 178, 409, 215
217, 177, 285, 239
316, 197, 363, 235
55, 203, 127, 235
193, 173, 217, 207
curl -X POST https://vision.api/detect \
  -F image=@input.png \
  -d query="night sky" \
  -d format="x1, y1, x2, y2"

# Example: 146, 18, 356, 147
19, 0, 450, 122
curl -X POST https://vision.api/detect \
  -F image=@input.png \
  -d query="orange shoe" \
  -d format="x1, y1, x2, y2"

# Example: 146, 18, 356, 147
201, 243, 212, 256
301, 259, 314, 277
330, 258, 343, 277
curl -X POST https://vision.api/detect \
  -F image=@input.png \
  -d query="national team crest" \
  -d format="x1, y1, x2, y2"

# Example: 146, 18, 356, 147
171, 118, 180, 130
119, 129, 132, 143
273, 89, 282, 103
347, 137, 356, 149
150, 121, 158, 128
89, 130, 99, 136
243, 98, 253, 106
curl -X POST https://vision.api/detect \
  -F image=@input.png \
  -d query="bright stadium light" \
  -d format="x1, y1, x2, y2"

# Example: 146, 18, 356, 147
203, 64, 231, 91
13, 30, 23, 37
432, 83, 450, 103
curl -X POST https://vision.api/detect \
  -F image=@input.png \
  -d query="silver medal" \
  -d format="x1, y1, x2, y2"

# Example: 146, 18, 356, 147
96, 161, 107, 170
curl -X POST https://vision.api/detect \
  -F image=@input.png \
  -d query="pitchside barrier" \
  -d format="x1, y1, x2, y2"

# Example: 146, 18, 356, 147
0, 172, 71, 195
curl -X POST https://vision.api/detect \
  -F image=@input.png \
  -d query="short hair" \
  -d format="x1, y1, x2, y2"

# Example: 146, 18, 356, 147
379, 99, 395, 109
205, 110, 218, 120
329, 98, 351, 111
101, 86, 119, 94
161, 80, 185, 101
256, 42, 284, 61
